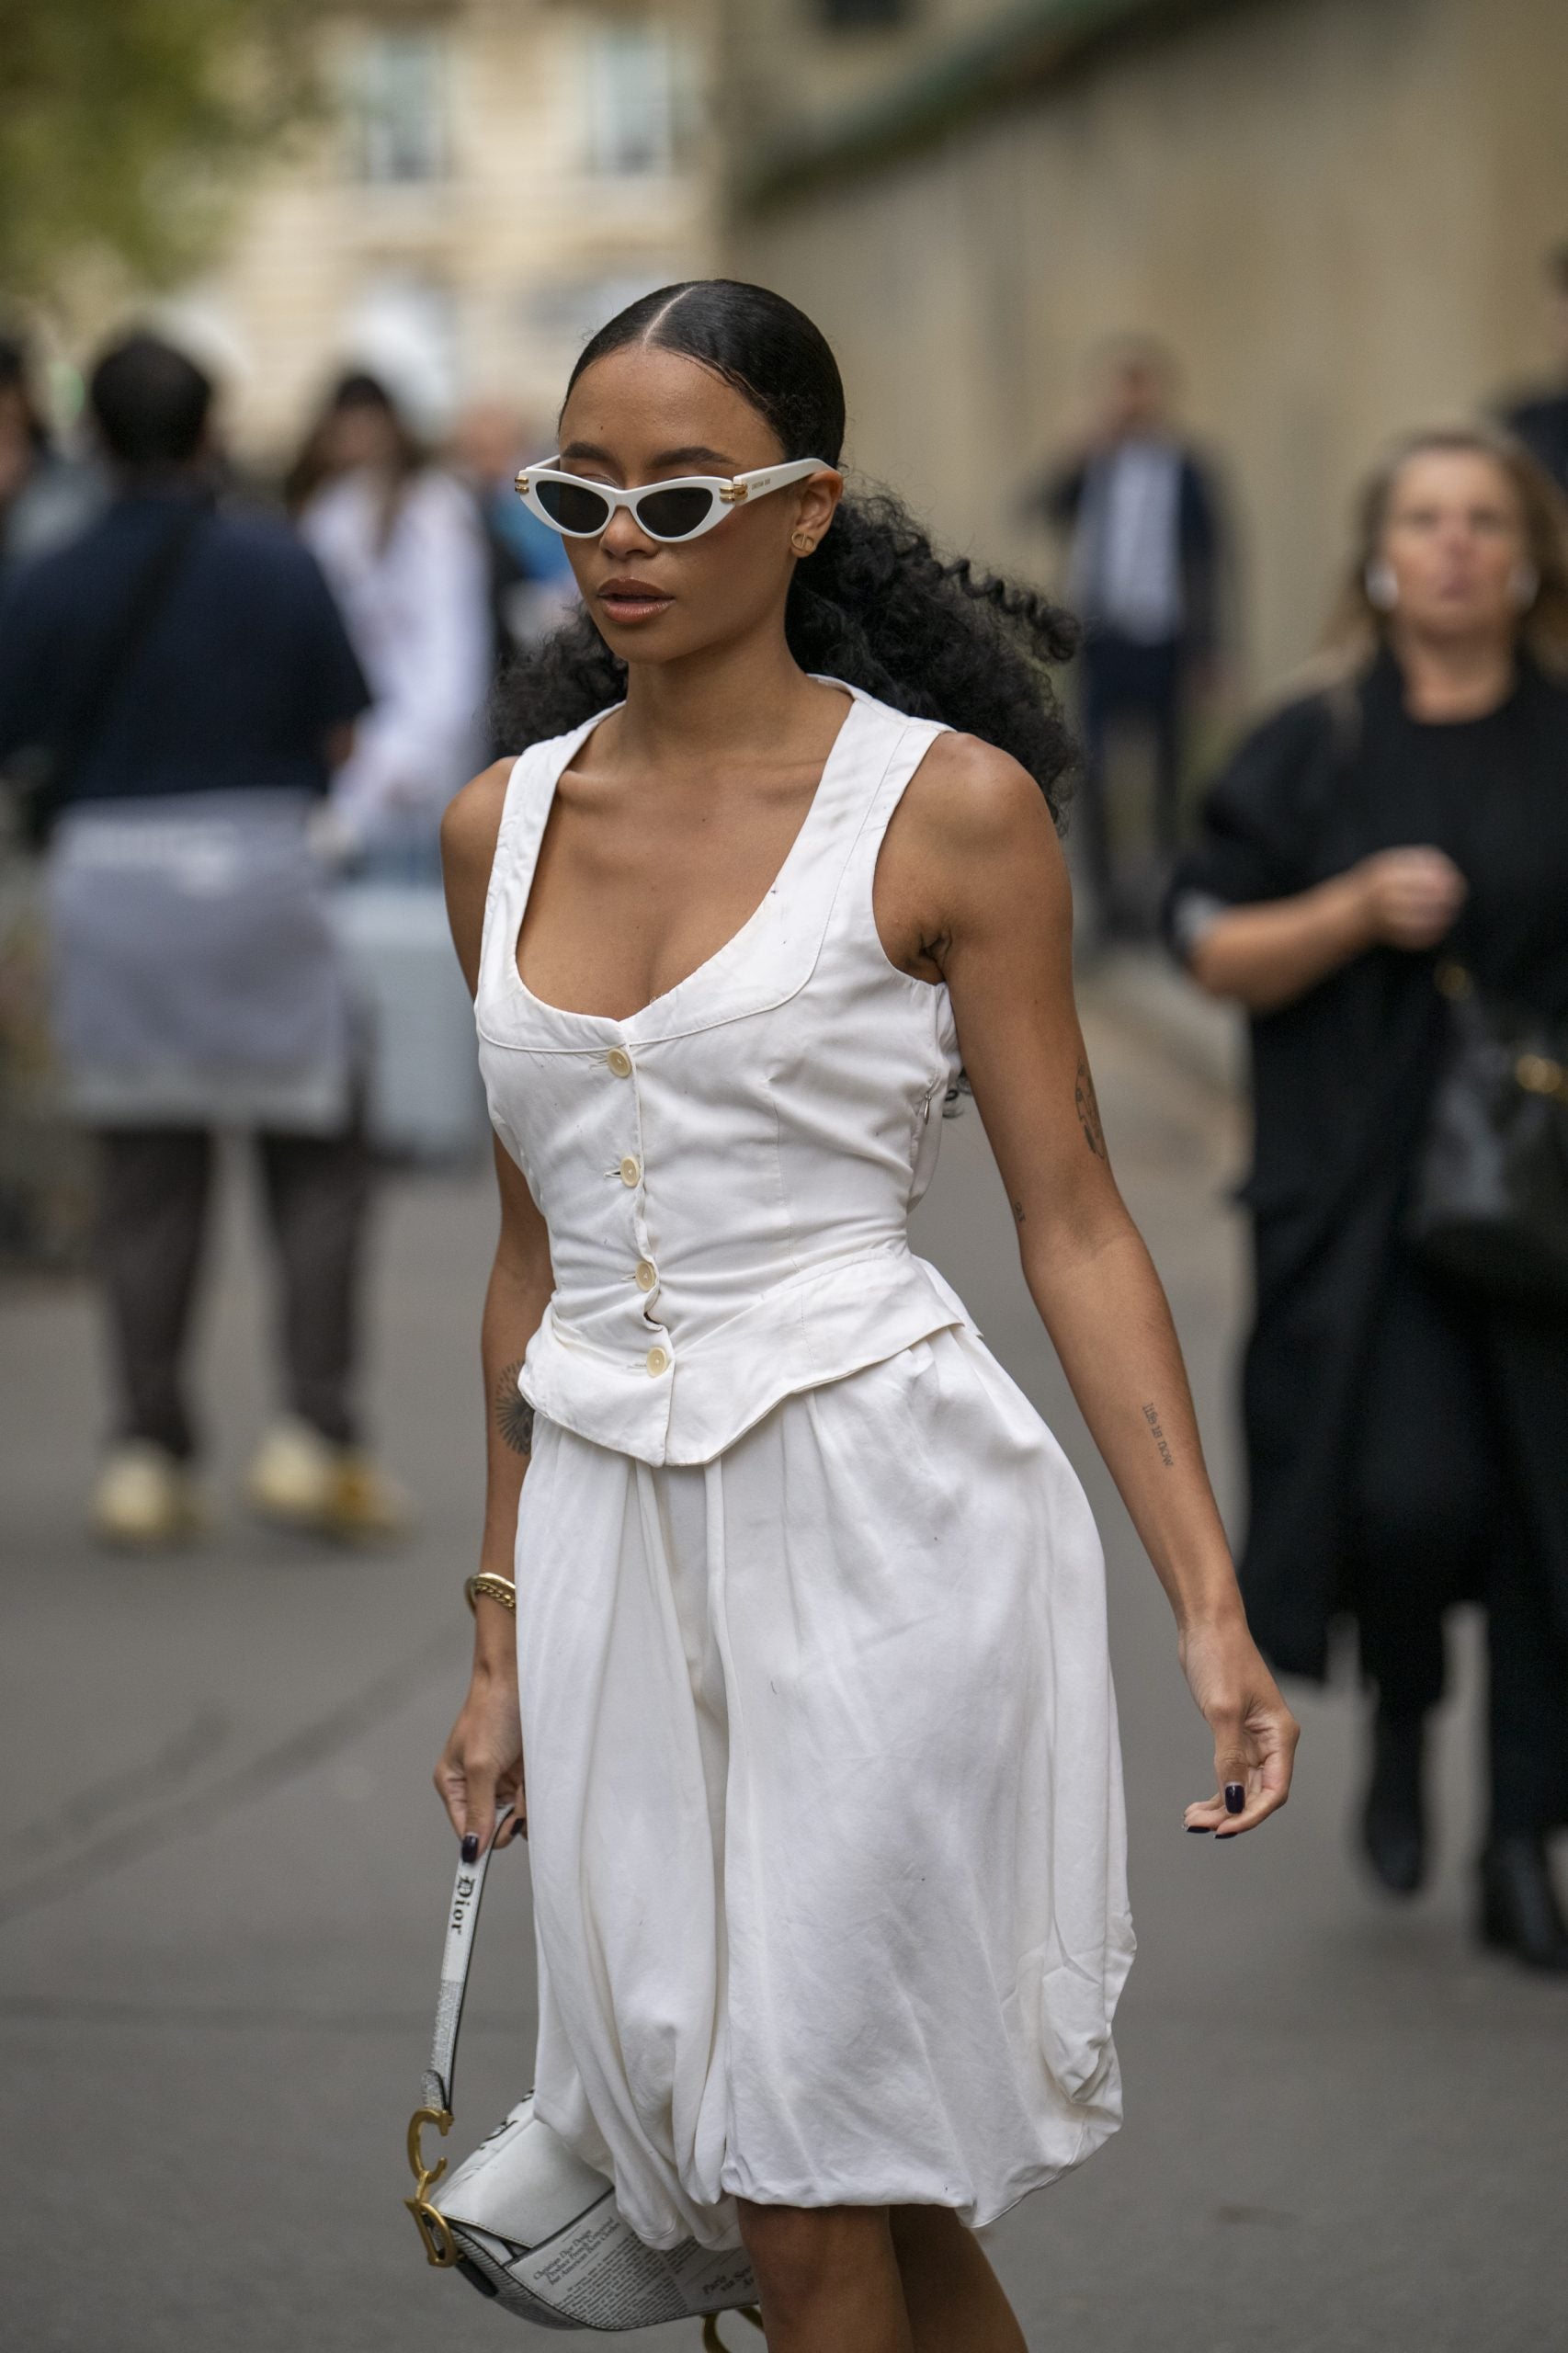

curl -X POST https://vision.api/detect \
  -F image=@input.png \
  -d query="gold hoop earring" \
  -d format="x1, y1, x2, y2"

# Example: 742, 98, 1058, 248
790, 530, 815, 554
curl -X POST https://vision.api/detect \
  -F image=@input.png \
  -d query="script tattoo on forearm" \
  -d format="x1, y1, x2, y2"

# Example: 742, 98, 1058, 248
1142, 1401, 1176, 1469
494, 1360, 535, 1457
1074, 1058, 1107, 1160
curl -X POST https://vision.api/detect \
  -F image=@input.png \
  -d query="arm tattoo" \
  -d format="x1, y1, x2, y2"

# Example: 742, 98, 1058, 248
1074, 1059, 1107, 1160
494, 1360, 535, 1457
1142, 1401, 1176, 1469
1011, 1199, 1027, 1224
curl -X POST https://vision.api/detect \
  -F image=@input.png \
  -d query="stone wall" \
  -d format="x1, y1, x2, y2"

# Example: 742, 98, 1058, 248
726, 0, 1568, 690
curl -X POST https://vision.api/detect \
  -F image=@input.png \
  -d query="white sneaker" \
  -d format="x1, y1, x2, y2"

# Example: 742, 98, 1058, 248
90, 1442, 205, 1549
244, 1417, 411, 1542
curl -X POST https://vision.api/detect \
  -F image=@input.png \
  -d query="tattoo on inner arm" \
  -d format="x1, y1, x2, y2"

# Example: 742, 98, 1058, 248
1011, 1199, 1027, 1224
1074, 1058, 1108, 1160
494, 1360, 535, 1457
1142, 1401, 1176, 1469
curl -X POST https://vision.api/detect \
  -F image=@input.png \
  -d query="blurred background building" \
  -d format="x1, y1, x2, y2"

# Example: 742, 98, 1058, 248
720, 0, 1568, 687
14, 1, 718, 468
193, 0, 716, 457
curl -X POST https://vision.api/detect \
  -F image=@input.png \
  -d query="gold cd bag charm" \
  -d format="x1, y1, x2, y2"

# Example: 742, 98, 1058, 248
403, 1809, 763, 2339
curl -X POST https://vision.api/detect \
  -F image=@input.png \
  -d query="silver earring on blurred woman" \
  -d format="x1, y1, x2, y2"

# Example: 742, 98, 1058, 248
1365, 558, 1399, 611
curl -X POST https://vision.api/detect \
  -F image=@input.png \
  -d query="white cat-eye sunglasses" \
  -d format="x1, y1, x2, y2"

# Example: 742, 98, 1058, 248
513, 456, 831, 544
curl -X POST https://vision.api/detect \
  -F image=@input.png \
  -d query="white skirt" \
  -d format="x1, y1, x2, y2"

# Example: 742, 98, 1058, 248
514, 1323, 1134, 2254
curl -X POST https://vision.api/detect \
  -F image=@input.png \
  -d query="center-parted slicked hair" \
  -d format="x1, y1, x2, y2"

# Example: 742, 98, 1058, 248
494, 279, 1078, 817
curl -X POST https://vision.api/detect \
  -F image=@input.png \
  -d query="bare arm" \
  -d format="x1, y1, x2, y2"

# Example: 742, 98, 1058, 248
1189, 848, 1468, 1014
434, 764, 554, 1856
892, 738, 1298, 1835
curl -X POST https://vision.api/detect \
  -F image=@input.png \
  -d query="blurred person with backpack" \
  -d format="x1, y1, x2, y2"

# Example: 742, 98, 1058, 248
0, 333, 408, 1546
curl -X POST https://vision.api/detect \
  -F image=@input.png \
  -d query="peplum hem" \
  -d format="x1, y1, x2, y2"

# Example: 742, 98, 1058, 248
517, 1245, 970, 1465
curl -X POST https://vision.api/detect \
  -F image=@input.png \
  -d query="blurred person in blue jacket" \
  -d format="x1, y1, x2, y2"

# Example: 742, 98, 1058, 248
449, 397, 578, 676
0, 333, 408, 1547
0, 333, 102, 569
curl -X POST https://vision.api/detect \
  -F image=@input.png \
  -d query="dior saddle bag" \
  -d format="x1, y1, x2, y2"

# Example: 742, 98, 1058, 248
403, 1809, 763, 2345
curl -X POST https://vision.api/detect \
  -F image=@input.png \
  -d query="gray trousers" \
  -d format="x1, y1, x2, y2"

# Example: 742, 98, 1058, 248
96, 1126, 373, 1460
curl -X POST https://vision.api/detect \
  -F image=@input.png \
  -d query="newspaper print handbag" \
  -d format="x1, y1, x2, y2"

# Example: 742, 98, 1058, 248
403, 1811, 764, 2343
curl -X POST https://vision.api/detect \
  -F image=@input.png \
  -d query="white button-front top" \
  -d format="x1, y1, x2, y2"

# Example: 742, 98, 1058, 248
474, 684, 967, 1467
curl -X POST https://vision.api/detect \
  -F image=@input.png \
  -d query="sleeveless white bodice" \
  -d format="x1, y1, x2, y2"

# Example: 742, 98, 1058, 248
473, 685, 970, 1465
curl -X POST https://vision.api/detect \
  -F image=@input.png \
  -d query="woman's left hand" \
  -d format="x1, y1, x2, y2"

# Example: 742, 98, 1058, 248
1178, 1612, 1300, 1838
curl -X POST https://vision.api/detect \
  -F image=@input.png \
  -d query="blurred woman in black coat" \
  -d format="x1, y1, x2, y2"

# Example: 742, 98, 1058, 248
1167, 426, 1568, 1970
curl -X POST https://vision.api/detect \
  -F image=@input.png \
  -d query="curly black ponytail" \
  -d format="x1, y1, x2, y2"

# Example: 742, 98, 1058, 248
493, 279, 1079, 820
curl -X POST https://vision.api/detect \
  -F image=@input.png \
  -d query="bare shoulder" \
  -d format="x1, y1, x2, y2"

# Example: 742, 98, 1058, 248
892, 732, 1062, 884
441, 758, 515, 995
441, 757, 515, 885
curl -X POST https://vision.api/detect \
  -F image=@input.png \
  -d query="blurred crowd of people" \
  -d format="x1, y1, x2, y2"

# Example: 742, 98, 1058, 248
2, 249, 1566, 1965
1028, 242, 1568, 949
1018, 254, 1568, 1965
0, 328, 574, 1549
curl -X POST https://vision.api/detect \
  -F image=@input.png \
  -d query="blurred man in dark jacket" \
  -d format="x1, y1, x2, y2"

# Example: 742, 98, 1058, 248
1500, 244, 1568, 496
0, 334, 407, 1548
1028, 337, 1227, 941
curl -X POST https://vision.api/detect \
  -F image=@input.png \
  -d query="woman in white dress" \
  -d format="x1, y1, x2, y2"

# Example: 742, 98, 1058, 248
292, 371, 491, 877
436, 280, 1298, 2352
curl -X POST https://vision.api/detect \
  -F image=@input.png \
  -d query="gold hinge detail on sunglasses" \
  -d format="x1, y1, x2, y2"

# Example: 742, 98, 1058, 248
719, 483, 749, 504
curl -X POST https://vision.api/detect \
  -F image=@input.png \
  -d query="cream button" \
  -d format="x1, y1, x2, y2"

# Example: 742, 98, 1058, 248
607, 1046, 632, 1079
619, 1155, 642, 1187
645, 1345, 670, 1376
634, 1258, 658, 1292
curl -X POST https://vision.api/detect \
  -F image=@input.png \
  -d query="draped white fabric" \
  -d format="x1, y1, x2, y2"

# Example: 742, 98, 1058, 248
518, 1331, 1132, 2251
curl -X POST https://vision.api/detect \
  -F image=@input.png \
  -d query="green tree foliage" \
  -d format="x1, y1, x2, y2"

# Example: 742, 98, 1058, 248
0, 0, 324, 300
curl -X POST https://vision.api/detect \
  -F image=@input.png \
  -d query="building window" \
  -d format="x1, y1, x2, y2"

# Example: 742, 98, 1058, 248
343, 28, 449, 185
818, 0, 913, 26
582, 19, 696, 177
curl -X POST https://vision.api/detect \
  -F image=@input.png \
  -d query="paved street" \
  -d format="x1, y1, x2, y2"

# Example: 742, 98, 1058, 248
3, 985, 1565, 2353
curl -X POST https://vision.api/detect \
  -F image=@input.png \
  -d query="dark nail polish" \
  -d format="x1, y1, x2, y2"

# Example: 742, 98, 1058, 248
1224, 1784, 1245, 1814
1186, 1824, 1211, 1835
460, 1834, 479, 1864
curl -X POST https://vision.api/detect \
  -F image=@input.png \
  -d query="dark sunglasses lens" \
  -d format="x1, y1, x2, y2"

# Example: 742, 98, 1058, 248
634, 485, 716, 540
534, 479, 612, 535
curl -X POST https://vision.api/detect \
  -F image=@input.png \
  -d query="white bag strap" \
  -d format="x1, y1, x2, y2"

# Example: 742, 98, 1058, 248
422, 1808, 513, 2118
404, 1811, 514, 2268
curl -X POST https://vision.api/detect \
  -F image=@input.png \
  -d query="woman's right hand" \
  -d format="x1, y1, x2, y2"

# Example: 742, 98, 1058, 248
435, 1645, 526, 1859
1352, 846, 1468, 951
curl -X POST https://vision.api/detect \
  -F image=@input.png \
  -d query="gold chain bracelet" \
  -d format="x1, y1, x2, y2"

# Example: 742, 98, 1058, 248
463, 1572, 517, 1615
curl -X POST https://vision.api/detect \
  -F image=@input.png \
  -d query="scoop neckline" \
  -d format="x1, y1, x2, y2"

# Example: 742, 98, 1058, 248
511, 680, 865, 1032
